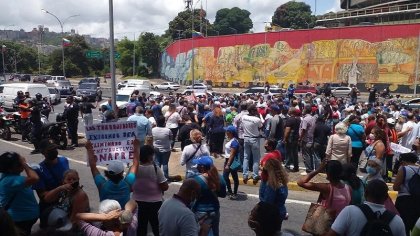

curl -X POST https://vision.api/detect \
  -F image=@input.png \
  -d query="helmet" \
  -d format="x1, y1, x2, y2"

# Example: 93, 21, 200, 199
35, 93, 42, 100
17, 90, 23, 95
56, 113, 65, 122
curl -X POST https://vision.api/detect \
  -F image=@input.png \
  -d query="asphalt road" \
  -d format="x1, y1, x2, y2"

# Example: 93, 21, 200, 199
0, 135, 318, 235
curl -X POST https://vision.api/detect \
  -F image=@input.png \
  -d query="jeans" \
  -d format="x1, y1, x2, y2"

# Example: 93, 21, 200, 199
276, 140, 286, 161
302, 142, 319, 172
351, 147, 364, 168
21, 118, 30, 141
351, 97, 357, 105
285, 141, 299, 170
169, 128, 178, 149
313, 142, 327, 162
30, 121, 42, 151
223, 159, 239, 194
154, 150, 171, 178
82, 113, 93, 126
137, 201, 162, 236
243, 138, 260, 179
195, 211, 220, 236
238, 138, 244, 169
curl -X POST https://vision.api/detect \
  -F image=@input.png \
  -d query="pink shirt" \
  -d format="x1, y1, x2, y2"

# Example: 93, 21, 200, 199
132, 164, 166, 202
322, 184, 351, 217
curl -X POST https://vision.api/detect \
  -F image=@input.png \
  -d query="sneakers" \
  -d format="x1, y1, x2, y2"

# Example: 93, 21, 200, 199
30, 150, 40, 154
229, 194, 238, 200
243, 177, 248, 184
300, 171, 308, 176
253, 176, 260, 185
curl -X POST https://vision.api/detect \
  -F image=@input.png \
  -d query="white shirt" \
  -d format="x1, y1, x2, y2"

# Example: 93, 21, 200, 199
331, 202, 405, 236
165, 111, 182, 129
400, 120, 418, 148
242, 114, 263, 138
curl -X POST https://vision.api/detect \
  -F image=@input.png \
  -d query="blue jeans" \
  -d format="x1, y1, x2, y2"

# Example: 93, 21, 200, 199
276, 140, 286, 160
302, 142, 319, 172
243, 138, 261, 179
195, 211, 220, 236
285, 142, 299, 170
154, 150, 171, 178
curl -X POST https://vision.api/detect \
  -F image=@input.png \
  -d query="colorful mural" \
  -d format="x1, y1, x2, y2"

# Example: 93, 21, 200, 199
161, 24, 420, 91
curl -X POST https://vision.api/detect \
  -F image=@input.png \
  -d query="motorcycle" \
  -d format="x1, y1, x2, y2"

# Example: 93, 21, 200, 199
41, 113, 68, 149
7, 112, 22, 134
0, 103, 12, 140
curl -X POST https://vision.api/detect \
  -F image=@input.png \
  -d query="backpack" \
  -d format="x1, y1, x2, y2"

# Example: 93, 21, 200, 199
357, 204, 395, 236
408, 166, 420, 197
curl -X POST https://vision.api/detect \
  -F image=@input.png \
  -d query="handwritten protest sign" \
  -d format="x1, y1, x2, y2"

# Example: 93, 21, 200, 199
85, 121, 137, 164
390, 142, 412, 154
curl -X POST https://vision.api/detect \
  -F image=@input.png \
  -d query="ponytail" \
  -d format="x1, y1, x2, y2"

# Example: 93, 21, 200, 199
206, 166, 221, 191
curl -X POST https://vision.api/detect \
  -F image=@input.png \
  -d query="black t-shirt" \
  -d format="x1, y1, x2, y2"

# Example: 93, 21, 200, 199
285, 117, 301, 141
313, 122, 331, 145
64, 103, 80, 122
350, 88, 358, 98
80, 102, 95, 114
368, 88, 377, 100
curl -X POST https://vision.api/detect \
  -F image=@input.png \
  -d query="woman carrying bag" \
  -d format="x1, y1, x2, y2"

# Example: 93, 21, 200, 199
223, 125, 241, 200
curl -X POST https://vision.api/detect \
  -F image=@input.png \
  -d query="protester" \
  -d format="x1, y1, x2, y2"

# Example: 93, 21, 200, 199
178, 115, 201, 150
248, 201, 282, 236
341, 163, 364, 205
0, 208, 19, 236
259, 158, 288, 230
346, 115, 366, 167
233, 102, 249, 168
192, 156, 227, 236
365, 126, 387, 167
313, 115, 331, 163
223, 125, 240, 200
284, 107, 301, 172
165, 104, 182, 150
145, 109, 157, 128
85, 139, 139, 208
152, 116, 173, 178
208, 107, 225, 158
299, 105, 317, 174
127, 106, 152, 147
180, 129, 210, 178
79, 95, 96, 127
260, 139, 282, 182
393, 152, 420, 235
0, 152, 40, 236
298, 160, 351, 217
325, 122, 352, 165
132, 145, 168, 236
326, 179, 405, 236
63, 96, 80, 148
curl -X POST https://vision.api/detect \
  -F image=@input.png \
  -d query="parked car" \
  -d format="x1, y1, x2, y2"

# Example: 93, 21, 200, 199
79, 77, 100, 86
21, 74, 31, 82
104, 73, 111, 79
332, 87, 352, 97
100, 90, 131, 117
402, 98, 420, 109
48, 87, 61, 104
294, 85, 317, 96
154, 82, 180, 91
33, 75, 51, 83
76, 83, 102, 101
186, 83, 212, 90
47, 76, 66, 84
54, 80, 73, 97
239, 87, 284, 96
0, 83, 50, 111
181, 89, 213, 98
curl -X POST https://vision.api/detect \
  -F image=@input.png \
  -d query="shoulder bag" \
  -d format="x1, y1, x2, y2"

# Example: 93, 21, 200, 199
229, 139, 241, 171
186, 144, 202, 164
302, 184, 336, 235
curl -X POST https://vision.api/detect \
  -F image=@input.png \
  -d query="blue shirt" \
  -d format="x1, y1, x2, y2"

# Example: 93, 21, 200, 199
193, 174, 226, 212
127, 114, 151, 142
94, 173, 135, 208
0, 174, 39, 221
152, 104, 163, 119
347, 123, 365, 148
32, 156, 70, 191
259, 181, 288, 219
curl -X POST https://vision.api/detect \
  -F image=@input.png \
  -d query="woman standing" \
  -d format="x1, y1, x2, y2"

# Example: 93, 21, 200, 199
132, 145, 169, 236
346, 115, 366, 167
180, 129, 210, 178
152, 116, 173, 179
192, 156, 227, 236
259, 158, 288, 230
164, 104, 182, 150
393, 152, 420, 236
325, 122, 352, 164
223, 126, 240, 200
341, 163, 364, 205
298, 160, 351, 217
208, 107, 225, 158
364, 126, 386, 171
0, 152, 39, 236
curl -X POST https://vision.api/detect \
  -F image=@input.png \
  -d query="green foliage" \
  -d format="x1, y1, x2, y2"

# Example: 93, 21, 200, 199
272, 1, 317, 29
213, 7, 253, 35
167, 9, 212, 40
0, 41, 39, 74
116, 37, 136, 76
138, 32, 160, 76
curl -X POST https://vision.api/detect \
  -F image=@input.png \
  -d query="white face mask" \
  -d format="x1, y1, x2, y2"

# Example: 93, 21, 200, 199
369, 133, 375, 140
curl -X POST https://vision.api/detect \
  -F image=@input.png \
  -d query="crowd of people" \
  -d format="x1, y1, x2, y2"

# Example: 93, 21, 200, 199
1, 84, 420, 236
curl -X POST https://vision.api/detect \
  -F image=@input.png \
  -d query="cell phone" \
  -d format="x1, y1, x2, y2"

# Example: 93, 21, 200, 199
71, 181, 79, 189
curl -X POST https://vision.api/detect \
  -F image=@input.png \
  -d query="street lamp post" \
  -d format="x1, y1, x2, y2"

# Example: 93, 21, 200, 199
42, 9, 79, 77
185, 0, 195, 88
108, 0, 117, 114
1, 45, 6, 78
415, 31, 420, 96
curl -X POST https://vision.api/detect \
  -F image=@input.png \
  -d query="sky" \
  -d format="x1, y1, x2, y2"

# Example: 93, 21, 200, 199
0, 0, 341, 39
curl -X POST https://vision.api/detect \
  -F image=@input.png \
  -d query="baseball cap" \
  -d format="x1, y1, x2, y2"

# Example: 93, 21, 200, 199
192, 156, 214, 168
106, 160, 125, 175
46, 208, 73, 231
387, 118, 396, 125
39, 139, 59, 152
224, 125, 237, 135
270, 105, 281, 112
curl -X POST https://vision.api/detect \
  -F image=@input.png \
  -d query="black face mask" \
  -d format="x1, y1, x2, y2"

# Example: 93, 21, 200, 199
46, 149, 58, 160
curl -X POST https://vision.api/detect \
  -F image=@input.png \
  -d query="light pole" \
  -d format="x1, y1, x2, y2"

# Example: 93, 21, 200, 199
108, 0, 117, 114
133, 32, 136, 76
414, 31, 420, 96
1, 45, 6, 78
185, 0, 195, 87
42, 9, 79, 77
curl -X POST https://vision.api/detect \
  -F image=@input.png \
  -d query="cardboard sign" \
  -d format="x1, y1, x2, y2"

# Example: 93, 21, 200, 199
85, 121, 137, 164
390, 142, 412, 154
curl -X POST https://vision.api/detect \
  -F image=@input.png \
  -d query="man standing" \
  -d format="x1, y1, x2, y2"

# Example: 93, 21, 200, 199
242, 104, 263, 184
127, 106, 152, 147
18, 97, 31, 142
233, 102, 249, 168
64, 96, 80, 147
349, 85, 359, 105
159, 179, 210, 236
80, 96, 96, 127
32, 139, 70, 228
267, 105, 284, 155
398, 113, 417, 149
287, 84, 295, 100
368, 84, 377, 104
29, 99, 42, 154
313, 116, 331, 163
299, 105, 317, 174
284, 107, 301, 172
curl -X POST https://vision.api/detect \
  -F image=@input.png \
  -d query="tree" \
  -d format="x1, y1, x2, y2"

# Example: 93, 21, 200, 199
213, 7, 253, 35
167, 9, 212, 40
0, 41, 38, 74
116, 38, 136, 76
272, 1, 317, 29
138, 32, 161, 76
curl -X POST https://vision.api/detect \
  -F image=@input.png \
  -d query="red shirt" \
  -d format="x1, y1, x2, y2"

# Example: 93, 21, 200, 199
260, 150, 282, 181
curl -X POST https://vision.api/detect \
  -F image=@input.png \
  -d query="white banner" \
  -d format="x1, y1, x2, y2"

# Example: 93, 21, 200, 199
85, 121, 137, 164
390, 142, 412, 154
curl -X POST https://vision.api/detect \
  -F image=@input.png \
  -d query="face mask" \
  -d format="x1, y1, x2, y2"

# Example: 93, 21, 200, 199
369, 134, 375, 140
366, 166, 377, 175
46, 149, 58, 160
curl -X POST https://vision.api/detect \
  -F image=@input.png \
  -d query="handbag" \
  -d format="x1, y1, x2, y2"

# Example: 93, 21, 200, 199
230, 155, 241, 171
302, 184, 336, 236
359, 141, 378, 173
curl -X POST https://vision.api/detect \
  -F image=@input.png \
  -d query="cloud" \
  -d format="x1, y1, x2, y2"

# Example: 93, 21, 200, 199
0, 0, 337, 39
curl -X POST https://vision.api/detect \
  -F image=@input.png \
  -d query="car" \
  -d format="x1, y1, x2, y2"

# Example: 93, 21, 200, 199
100, 90, 131, 117
48, 87, 61, 104
20, 74, 31, 82
33, 75, 51, 83
104, 73, 111, 79
332, 87, 352, 97
47, 76, 66, 84
238, 87, 284, 96
294, 85, 317, 96
118, 79, 152, 90
79, 78, 100, 86
53, 80, 73, 97
181, 89, 213, 98
154, 82, 180, 91
402, 98, 420, 109
76, 83, 102, 101
0, 83, 50, 111
186, 83, 212, 90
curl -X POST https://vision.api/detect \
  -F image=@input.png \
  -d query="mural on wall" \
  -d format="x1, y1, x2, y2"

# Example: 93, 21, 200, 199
161, 27, 420, 91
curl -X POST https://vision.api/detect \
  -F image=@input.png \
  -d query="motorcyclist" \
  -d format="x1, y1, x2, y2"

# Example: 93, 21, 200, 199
35, 93, 52, 119
63, 96, 79, 148
29, 98, 42, 154
18, 97, 31, 142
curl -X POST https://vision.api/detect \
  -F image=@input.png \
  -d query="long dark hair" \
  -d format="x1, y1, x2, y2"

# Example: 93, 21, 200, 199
341, 164, 362, 190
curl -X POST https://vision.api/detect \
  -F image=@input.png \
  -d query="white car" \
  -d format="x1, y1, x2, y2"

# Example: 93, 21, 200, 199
100, 90, 131, 117
154, 82, 180, 91
46, 76, 66, 84
332, 87, 352, 97
48, 88, 61, 105
186, 83, 212, 90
